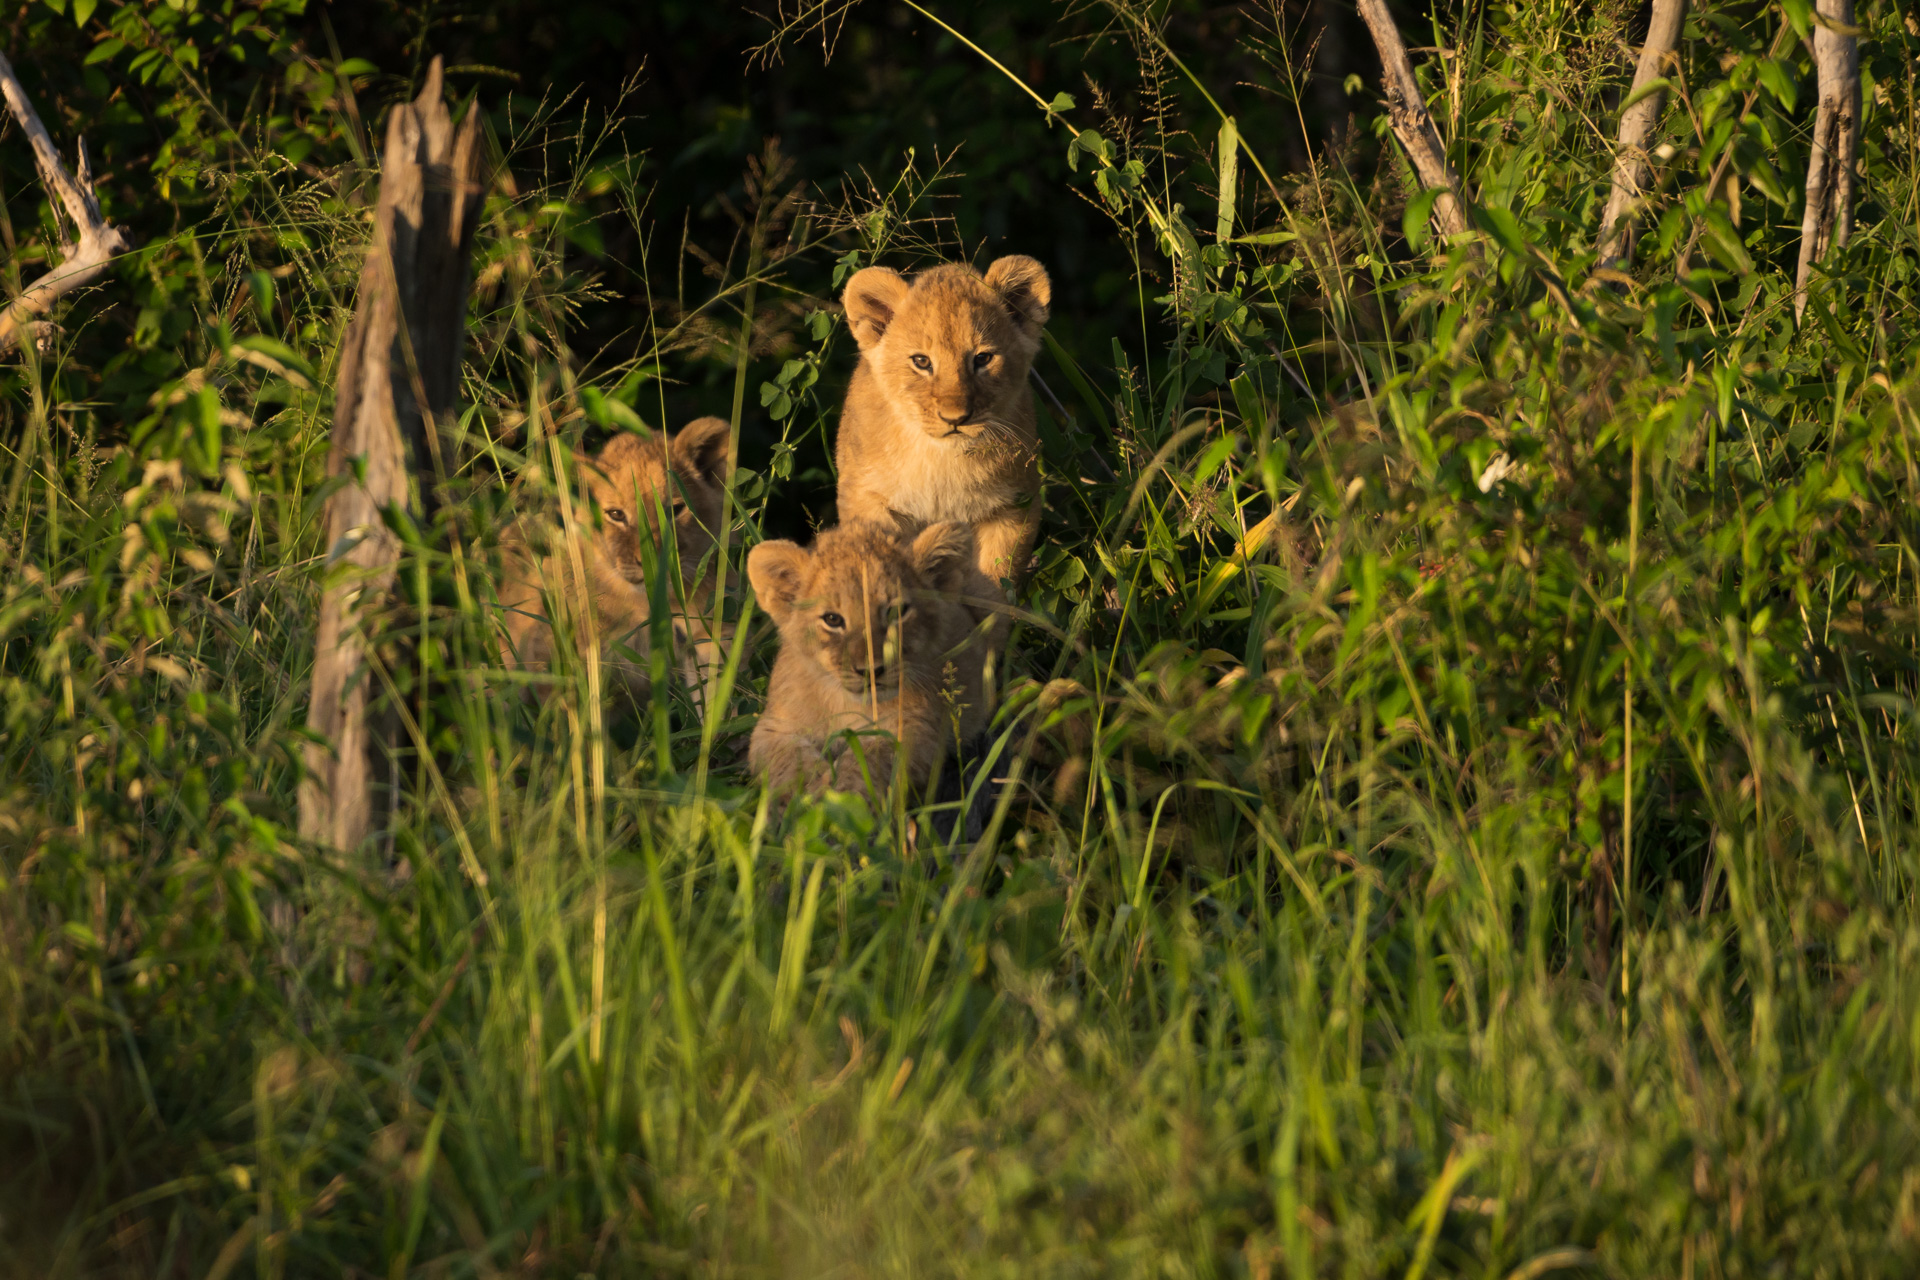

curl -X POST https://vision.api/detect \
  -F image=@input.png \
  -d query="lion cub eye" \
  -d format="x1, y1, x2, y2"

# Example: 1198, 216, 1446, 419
605, 508, 629, 526
909, 354, 932, 372
821, 611, 846, 630
972, 351, 995, 371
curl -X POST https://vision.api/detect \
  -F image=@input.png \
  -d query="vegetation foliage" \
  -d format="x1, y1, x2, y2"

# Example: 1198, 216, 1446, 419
6, 0, 1920, 1274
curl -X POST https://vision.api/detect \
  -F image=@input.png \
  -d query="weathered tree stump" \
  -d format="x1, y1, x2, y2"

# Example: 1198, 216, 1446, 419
1795, 0, 1860, 320
1596, 0, 1688, 267
1355, 0, 1471, 246
299, 58, 484, 853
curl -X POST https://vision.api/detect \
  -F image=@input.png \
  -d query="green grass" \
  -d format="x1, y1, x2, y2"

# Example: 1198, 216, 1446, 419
8, 0, 1920, 1275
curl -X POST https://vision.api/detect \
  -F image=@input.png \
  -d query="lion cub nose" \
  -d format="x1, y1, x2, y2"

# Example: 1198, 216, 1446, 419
938, 406, 970, 425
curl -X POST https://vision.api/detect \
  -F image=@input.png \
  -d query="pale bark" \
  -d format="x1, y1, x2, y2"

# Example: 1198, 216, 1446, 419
299, 58, 485, 852
0, 50, 130, 351
1794, 0, 1861, 320
1596, 0, 1688, 265
1355, 0, 1470, 243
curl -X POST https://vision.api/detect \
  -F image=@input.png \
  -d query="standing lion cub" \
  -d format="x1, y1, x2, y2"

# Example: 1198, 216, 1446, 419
747, 521, 988, 800
497, 416, 730, 704
834, 255, 1051, 613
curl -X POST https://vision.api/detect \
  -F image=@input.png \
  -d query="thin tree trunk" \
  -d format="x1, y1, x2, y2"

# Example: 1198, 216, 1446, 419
1355, 0, 1471, 243
299, 58, 484, 852
0, 50, 130, 351
1795, 0, 1860, 320
1596, 0, 1688, 266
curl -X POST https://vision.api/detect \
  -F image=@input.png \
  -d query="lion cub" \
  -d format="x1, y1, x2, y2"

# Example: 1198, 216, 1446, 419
498, 416, 730, 703
747, 521, 987, 800
834, 256, 1051, 610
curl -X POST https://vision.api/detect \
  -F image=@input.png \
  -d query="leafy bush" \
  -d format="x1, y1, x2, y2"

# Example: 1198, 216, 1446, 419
5, 0, 1920, 1275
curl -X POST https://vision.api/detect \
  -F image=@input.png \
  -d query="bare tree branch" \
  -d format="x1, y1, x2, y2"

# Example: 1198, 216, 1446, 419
0, 49, 130, 351
1596, 0, 1687, 266
299, 57, 485, 853
1795, 0, 1860, 320
1355, 0, 1471, 244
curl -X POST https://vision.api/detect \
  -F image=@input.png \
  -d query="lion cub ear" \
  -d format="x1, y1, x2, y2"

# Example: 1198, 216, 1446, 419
748, 540, 811, 623
909, 522, 975, 594
670, 415, 731, 488
841, 266, 910, 351
984, 255, 1051, 337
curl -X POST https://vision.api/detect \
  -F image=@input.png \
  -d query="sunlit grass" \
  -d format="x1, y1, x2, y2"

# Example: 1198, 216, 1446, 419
8, 1, 1920, 1275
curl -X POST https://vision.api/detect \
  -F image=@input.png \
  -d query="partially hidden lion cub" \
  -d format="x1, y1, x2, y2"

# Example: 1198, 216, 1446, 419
834, 256, 1051, 617
747, 521, 988, 800
498, 416, 731, 704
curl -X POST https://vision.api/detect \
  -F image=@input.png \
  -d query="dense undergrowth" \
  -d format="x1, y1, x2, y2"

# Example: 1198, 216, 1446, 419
7, 0, 1920, 1275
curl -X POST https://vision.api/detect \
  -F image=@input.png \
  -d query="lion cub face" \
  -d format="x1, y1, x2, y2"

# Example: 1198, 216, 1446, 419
584, 416, 730, 586
841, 256, 1051, 445
748, 522, 975, 698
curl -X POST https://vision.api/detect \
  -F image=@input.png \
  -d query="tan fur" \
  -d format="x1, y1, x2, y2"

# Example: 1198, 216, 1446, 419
834, 256, 1051, 615
497, 416, 732, 704
747, 521, 988, 801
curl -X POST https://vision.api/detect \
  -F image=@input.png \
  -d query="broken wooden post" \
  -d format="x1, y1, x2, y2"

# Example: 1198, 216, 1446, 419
1794, 0, 1860, 320
299, 58, 484, 852
0, 49, 130, 351
1355, 0, 1471, 244
1596, 0, 1688, 266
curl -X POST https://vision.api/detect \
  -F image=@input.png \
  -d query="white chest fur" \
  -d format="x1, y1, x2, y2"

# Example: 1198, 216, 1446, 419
886, 420, 1027, 525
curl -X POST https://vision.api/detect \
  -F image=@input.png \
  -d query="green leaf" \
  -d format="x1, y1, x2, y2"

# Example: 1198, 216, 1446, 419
1403, 187, 1444, 251
1746, 160, 1790, 208
1780, 0, 1812, 41
42, 0, 67, 16
1618, 77, 1671, 113
581, 385, 647, 433
1230, 230, 1297, 246
1047, 91, 1076, 114
195, 387, 223, 477
1074, 130, 1111, 164
1193, 433, 1239, 486
1700, 210, 1755, 275
1230, 372, 1268, 438
335, 58, 379, 76
73, 0, 97, 25
247, 270, 275, 323
1477, 205, 1529, 258
1756, 59, 1797, 113
832, 250, 863, 288
1215, 116, 1239, 245
229, 335, 314, 387
562, 218, 605, 257
84, 36, 124, 64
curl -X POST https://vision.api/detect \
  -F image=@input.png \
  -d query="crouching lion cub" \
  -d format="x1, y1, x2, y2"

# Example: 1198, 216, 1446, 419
834, 255, 1051, 614
498, 416, 731, 704
747, 521, 988, 800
